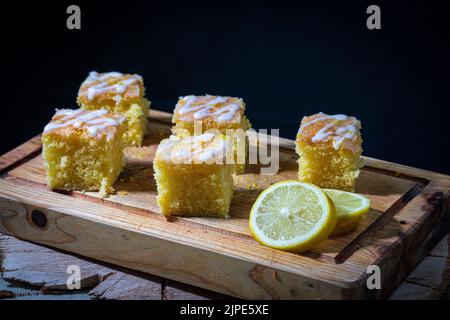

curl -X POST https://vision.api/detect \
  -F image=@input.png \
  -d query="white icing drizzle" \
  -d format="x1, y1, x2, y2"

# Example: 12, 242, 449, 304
213, 103, 240, 122
301, 113, 359, 151
192, 106, 214, 119
204, 96, 228, 106
177, 96, 198, 114
332, 124, 358, 150
84, 71, 124, 84
301, 113, 348, 130
176, 95, 242, 123
196, 148, 217, 162
44, 109, 124, 141
81, 71, 142, 101
87, 78, 137, 100
157, 133, 228, 164
114, 94, 122, 106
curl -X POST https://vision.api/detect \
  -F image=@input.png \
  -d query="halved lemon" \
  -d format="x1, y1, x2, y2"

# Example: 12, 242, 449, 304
249, 181, 337, 253
323, 189, 371, 236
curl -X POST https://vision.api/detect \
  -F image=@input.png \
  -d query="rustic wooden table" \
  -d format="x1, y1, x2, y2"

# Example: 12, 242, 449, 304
0, 233, 448, 300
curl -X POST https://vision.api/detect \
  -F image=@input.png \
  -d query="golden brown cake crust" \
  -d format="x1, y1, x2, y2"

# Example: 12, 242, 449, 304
297, 113, 362, 153
43, 109, 126, 141
173, 95, 245, 126
77, 71, 144, 108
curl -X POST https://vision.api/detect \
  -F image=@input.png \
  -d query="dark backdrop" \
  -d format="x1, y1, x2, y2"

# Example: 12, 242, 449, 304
1, 0, 449, 174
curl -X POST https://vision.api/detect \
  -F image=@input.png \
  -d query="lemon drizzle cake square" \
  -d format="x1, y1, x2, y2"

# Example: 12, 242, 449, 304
77, 71, 151, 146
296, 113, 363, 191
173, 95, 251, 132
173, 95, 251, 173
153, 133, 234, 218
42, 109, 127, 196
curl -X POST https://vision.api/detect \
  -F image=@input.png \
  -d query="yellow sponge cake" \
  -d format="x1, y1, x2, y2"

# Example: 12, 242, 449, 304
153, 132, 234, 218
42, 109, 127, 196
296, 113, 363, 191
172, 95, 251, 173
173, 95, 251, 133
77, 71, 150, 146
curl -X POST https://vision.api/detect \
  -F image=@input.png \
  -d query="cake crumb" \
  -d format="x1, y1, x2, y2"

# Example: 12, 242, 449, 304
246, 182, 258, 190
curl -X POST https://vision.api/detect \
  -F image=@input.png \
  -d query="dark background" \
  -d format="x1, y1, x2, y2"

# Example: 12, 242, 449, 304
1, 0, 449, 174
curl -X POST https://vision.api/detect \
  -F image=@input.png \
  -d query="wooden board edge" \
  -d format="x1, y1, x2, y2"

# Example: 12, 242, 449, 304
0, 178, 362, 299
345, 180, 450, 298
0, 135, 42, 174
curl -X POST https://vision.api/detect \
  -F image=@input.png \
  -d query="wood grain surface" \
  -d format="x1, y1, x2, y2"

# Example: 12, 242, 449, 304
1, 233, 448, 300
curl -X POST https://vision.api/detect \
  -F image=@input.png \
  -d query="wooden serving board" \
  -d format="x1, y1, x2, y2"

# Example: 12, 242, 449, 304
0, 109, 449, 299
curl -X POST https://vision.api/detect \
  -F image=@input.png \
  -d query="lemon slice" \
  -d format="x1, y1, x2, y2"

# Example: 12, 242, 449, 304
330, 215, 361, 236
323, 189, 371, 236
249, 181, 336, 253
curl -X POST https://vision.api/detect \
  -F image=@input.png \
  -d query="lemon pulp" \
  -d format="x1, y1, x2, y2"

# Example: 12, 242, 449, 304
324, 188, 370, 236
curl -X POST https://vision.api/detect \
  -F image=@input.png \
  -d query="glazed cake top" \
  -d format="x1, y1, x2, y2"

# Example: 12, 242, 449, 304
173, 95, 245, 124
43, 109, 126, 141
298, 112, 362, 153
77, 71, 144, 107
155, 133, 232, 165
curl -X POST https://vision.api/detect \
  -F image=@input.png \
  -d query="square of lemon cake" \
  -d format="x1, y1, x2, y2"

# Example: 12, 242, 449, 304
77, 71, 151, 146
296, 113, 363, 191
42, 109, 127, 196
153, 132, 234, 218
172, 95, 251, 173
